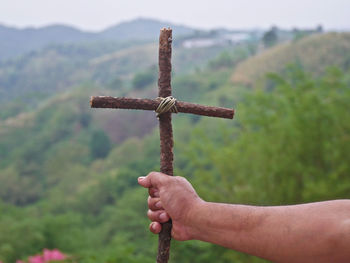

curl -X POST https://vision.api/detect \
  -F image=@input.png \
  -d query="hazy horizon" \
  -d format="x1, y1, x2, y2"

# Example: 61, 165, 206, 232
2, 16, 347, 33
1, 0, 349, 32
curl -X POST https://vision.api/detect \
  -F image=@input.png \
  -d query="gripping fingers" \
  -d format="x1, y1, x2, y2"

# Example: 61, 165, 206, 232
148, 196, 163, 210
149, 222, 162, 234
148, 187, 160, 198
147, 209, 170, 223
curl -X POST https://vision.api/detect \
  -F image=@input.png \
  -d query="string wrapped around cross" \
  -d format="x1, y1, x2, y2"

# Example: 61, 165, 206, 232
90, 28, 234, 263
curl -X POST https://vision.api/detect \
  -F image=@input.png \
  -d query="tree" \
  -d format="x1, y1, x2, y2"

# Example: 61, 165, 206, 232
186, 65, 350, 206
132, 71, 156, 90
90, 130, 111, 159
316, 24, 323, 33
262, 26, 278, 48
107, 77, 123, 90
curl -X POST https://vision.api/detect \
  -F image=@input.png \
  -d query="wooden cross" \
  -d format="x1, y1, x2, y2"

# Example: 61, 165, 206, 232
90, 28, 234, 263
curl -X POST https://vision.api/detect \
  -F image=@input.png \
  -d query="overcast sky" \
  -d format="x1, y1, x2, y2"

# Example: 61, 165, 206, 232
1, 0, 349, 31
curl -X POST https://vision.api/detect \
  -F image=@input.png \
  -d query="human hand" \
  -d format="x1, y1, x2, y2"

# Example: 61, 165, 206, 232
138, 172, 203, 241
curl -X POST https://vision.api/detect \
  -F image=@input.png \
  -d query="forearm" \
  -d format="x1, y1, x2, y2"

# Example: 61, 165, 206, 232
189, 200, 350, 262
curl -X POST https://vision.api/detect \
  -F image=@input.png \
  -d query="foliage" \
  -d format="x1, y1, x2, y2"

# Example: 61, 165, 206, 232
132, 67, 157, 90
0, 33, 350, 263
208, 45, 256, 70
232, 32, 350, 85
107, 77, 123, 91
187, 65, 350, 206
0, 37, 235, 111
262, 27, 278, 48
90, 130, 111, 159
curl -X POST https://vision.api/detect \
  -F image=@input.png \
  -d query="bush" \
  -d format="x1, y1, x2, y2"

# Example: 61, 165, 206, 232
132, 71, 156, 90
90, 130, 111, 159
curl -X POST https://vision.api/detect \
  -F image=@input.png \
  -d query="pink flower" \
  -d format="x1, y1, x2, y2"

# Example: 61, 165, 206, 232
43, 249, 65, 262
18, 248, 66, 263
28, 255, 44, 263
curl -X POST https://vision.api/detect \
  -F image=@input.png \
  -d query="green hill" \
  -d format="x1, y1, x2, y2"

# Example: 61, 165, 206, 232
0, 37, 245, 122
231, 32, 350, 85
0, 30, 350, 263
0, 47, 243, 262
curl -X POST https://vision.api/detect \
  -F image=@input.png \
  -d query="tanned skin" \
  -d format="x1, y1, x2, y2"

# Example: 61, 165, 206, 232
138, 172, 350, 263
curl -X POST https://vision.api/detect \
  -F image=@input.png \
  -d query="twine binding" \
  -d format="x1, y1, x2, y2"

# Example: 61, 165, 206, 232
155, 96, 178, 117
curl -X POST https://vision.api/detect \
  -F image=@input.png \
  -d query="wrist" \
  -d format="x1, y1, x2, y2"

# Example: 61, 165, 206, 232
185, 198, 208, 240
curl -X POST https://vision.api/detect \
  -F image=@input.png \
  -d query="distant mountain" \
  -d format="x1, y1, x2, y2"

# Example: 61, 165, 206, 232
0, 18, 195, 61
0, 24, 94, 60
100, 18, 194, 40
0, 35, 236, 117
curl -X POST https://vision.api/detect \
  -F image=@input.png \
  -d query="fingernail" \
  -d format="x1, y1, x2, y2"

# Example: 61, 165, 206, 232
138, 177, 145, 181
152, 223, 157, 230
155, 201, 162, 208
159, 212, 167, 221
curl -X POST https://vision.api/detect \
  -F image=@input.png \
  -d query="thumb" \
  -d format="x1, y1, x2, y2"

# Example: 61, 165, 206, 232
138, 171, 169, 188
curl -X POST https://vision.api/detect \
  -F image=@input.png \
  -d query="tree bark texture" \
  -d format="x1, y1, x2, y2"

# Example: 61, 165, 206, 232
90, 97, 234, 119
157, 28, 173, 263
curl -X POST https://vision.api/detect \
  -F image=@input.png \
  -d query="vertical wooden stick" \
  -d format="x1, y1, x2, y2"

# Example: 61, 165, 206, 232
157, 28, 173, 263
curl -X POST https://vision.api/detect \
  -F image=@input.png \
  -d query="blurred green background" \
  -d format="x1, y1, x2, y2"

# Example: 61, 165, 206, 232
0, 15, 350, 263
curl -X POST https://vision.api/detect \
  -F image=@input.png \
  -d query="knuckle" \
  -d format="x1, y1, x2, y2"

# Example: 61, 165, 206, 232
148, 171, 156, 177
175, 176, 185, 183
149, 171, 160, 179
149, 223, 154, 232
148, 197, 160, 209
147, 209, 153, 219
147, 209, 160, 221
148, 187, 159, 197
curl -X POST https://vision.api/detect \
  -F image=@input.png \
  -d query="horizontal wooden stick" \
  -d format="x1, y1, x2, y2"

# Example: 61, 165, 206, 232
90, 96, 234, 119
